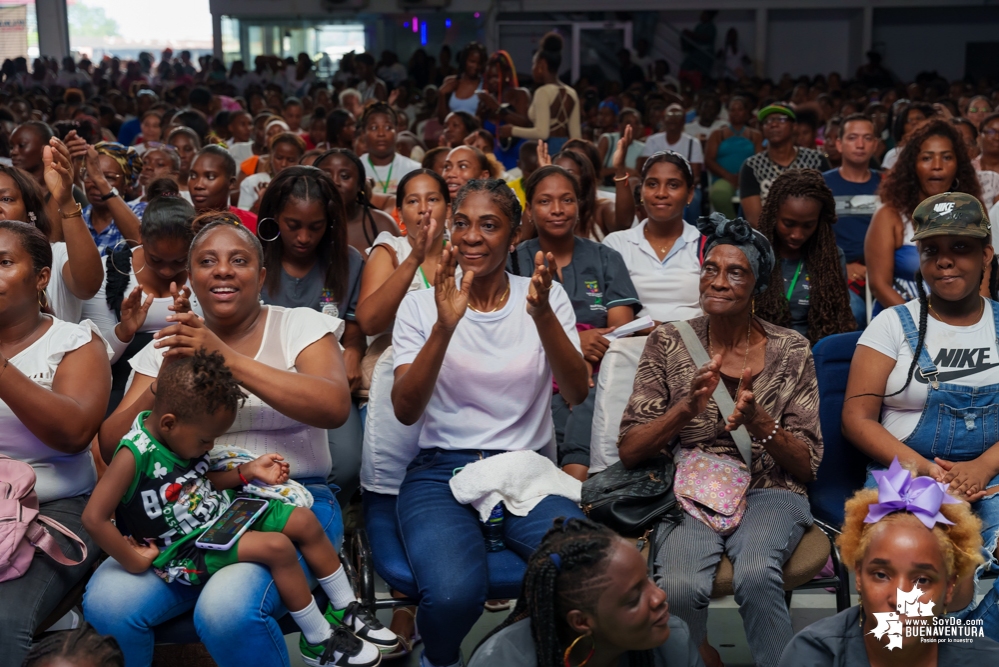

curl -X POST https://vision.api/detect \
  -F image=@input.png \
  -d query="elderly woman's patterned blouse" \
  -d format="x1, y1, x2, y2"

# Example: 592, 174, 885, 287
618, 317, 823, 496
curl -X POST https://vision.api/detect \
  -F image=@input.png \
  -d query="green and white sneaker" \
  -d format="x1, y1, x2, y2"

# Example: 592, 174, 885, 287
327, 601, 400, 653
300, 625, 382, 667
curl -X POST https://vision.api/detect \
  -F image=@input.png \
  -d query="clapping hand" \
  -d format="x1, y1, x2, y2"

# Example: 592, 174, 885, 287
410, 211, 439, 264
725, 367, 772, 433
117, 287, 155, 341
685, 354, 721, 417
434, 243, 474, 332
526, 250, 554, 318
536, 139, 552, 167
168, 281, 193, 316
43, 139, 75, 207
611, 124, 633, 173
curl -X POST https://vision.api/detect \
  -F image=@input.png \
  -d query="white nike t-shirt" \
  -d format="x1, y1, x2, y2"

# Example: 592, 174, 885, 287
859, 298, 999, 440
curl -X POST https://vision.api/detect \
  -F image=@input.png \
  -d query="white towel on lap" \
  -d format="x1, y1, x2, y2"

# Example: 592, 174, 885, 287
449, 450, 582, 522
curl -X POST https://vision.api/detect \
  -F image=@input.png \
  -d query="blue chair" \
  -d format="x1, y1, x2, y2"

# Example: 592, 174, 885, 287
351, 492, 526, 609
810, 331, 871, 529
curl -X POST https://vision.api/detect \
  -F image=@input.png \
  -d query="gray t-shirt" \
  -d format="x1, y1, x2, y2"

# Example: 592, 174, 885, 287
781, 248, 846, 337
779, 606, 999, 666
469, 616, 704, 667
261, 246, 364, 320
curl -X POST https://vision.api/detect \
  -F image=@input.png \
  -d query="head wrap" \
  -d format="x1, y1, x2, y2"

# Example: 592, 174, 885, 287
864, 457, 961, 529
696, 212, 775, 295
598, 99, 620, 116
94, 141, 143, 188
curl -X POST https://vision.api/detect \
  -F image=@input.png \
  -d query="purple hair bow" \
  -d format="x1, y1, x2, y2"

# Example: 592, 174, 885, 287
863, 457, 961, 529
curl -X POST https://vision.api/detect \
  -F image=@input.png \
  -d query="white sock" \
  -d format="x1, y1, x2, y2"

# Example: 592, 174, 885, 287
319, 565, 357, 610
290, 597, 332, 645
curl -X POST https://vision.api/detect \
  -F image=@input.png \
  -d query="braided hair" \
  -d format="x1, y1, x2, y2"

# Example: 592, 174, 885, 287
257, 165, 348, 302
453, 179, 522, 233
189, 210, 264, 268
477, 518, 655, 667
315, 148, 381, 247
754, 169, 856, 344
23, 622, 124, 667
154, 348, 246, 420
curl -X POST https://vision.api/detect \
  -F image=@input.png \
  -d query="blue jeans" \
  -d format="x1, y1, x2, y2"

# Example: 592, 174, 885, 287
396, 448, 584, 666
684, 186, 703, 222
82, 481, 343, 667
849, 289, 867, 330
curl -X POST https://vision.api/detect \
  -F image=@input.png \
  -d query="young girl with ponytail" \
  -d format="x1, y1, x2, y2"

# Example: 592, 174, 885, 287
845, 191, 999, 641
315, 148, 399, 255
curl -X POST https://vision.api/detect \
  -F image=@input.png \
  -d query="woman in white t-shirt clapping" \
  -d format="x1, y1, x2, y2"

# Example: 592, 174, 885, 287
844, 192, 999, 641
390, 179, 588, 667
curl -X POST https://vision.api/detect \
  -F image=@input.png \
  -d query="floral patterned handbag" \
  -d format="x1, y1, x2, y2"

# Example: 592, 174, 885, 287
674, 449, 750, 535
672, 321, 755, 535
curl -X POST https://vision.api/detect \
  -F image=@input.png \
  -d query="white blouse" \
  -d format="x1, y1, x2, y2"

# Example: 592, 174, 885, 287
0, 318, 112, 503
128, 306, 344, 479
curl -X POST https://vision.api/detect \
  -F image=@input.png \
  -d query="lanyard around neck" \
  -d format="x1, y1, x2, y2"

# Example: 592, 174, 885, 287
785, 260, 803, 301
367, 156, 394, 194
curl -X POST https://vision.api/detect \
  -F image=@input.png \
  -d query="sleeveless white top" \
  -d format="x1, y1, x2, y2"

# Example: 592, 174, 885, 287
0, 318, 111, 502
129, 306, 343, 478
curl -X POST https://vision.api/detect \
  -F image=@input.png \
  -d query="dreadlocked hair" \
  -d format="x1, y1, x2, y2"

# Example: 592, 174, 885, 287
257, 165, 348, 302
476, 518, 655, 667
878, 119, 982, 218
154, 348, 246, 420
315, 148, 382, 247
23, 622, 124, 667
754, 169, 856, 345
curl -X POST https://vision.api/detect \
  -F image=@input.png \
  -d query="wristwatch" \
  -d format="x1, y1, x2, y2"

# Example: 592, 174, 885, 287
99, 187, 119, 202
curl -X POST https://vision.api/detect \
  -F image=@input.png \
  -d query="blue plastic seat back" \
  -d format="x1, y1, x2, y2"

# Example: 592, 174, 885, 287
810, 331, 870, 527
362, 492, 527, 601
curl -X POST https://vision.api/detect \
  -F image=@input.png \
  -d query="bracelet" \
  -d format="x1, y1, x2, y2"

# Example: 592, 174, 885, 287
613, 173, 630, 182
754, 422, 779, 444
61, 202, 83, 219
237, 464, 249, 486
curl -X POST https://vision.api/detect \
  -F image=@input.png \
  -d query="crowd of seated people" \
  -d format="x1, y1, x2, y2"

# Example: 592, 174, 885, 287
7, 31, 999, 667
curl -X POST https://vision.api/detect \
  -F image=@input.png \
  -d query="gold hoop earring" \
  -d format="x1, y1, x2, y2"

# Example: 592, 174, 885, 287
38, 290, 49, 310
563, 633, 595, 667
752, 297, 756, 317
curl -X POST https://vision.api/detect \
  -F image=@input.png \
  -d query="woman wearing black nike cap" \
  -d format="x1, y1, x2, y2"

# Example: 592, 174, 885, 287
844, 191, 999, 641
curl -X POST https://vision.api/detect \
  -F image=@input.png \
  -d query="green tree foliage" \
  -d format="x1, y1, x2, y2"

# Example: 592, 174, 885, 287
69, 2, 120, 38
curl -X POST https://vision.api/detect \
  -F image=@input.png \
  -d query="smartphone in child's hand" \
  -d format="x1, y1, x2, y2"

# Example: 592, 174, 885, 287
195, 497, 269, 551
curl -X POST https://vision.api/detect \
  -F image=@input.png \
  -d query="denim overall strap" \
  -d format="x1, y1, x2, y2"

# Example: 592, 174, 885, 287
991, 298, 999, 347
892, 304, 939, 387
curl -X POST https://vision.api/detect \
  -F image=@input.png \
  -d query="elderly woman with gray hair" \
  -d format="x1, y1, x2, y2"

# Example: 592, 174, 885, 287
617, 214, 824, 667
